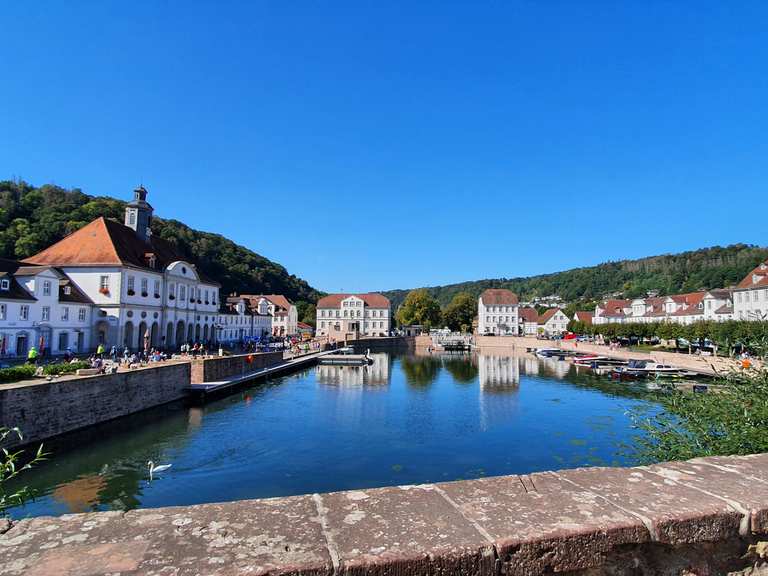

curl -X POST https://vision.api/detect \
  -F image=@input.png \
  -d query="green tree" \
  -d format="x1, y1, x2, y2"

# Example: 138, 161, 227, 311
396, 289, 442, 329
442, 292, 476, 332
1, 428, 47, 516
295, 301, 317, 327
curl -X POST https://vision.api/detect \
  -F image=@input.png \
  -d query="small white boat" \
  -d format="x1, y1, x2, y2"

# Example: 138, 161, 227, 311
535, 348, 563, 359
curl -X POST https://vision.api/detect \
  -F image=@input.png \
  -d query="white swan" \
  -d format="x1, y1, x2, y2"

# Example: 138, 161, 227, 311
147, 460, 172, 480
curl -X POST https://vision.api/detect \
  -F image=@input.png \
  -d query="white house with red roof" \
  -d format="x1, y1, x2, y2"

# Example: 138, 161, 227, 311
477, 289, 520, 335
315, 293, 391, 338
518, 307, 539, 336
237, 295, 297, 337
217, 295, 272, 344
24, 186, 221, 351
733, 260, 768, 321
537, 308, 569, 336
0, 258, 94, 358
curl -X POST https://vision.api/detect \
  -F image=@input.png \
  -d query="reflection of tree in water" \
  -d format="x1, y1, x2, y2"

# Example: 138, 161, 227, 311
442, 356, 478, 384
400, 355, 442, 388
7, 401, 193, 514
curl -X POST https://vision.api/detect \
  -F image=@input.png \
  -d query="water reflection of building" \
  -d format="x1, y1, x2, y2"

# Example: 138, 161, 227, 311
478, 354, 520, 390
315, 353, 390, 387
537, 357, 572, 379
53, 474, 106, 513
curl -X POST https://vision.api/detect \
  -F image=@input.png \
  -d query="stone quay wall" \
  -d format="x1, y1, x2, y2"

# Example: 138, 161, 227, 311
189, 351, 284, 384
6, 453, 768, 575
0, 363, 190, 450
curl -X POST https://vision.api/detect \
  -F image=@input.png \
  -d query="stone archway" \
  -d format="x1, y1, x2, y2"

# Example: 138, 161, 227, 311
203, 324, 209, 342
187, 323, 194, 342
195, 324, 201, 341
124, 322, 134, 350
176, 320, 185, 347
150, 322, 159, 348
166, 322, 174, 349
138, 322, 148, 351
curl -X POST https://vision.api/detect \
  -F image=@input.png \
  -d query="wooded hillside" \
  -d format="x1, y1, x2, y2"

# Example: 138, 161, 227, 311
0, 181, 321, 303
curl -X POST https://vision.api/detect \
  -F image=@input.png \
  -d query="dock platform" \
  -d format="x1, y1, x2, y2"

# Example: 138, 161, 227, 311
188, 349, 337, 401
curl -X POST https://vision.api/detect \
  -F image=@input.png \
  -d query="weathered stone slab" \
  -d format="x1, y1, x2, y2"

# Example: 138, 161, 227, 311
648, 459, 768, 533
695, 453, 768, 485
0, 495, 332, 576
318, 484, 495, 576
559, 465, 742, 545
437, 472, 648, 575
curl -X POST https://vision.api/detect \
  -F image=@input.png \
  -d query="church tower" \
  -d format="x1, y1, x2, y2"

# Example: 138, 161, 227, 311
124, 185, 153, 241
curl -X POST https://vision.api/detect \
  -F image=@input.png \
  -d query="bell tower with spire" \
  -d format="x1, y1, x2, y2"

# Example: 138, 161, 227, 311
124, 185, 153, 241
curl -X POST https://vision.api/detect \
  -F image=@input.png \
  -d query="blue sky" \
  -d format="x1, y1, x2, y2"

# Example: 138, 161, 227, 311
1, 2, 766, 293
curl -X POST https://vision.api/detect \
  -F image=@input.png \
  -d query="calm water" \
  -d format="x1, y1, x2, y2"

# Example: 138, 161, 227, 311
8, 351, 660, 519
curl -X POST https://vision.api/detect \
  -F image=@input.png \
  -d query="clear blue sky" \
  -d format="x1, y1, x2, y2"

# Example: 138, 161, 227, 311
1, 2, 766, 293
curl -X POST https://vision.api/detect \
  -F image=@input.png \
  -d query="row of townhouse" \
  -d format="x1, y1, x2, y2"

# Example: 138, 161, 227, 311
477, 289, 571, 337
591, 259, 768, 326
216, 294, 299, 344
0, 186, 302, 358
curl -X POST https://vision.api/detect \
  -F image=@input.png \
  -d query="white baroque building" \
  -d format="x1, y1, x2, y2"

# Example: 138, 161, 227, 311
315, 293, 391, 338
537, 308, 570, 336
24, 186, 221, 351
477, 289, 520, 335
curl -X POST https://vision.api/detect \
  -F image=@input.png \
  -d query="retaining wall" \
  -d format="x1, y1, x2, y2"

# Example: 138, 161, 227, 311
189, 351, 284, 384
0, 363, 190, 449
5, 453, 768, 575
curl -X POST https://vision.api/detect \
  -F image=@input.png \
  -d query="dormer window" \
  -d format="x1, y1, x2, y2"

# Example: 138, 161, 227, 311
64, 286, 72, 295
0, 279, 8, 291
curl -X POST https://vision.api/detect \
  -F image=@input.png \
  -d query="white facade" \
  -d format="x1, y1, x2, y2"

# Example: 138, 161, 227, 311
316, 294, 391, 338
0, 264, 94, 358
733, 262, 768, 321
477, 289, 520, 335
217, 297, 272, 343
538, 309, 569, 336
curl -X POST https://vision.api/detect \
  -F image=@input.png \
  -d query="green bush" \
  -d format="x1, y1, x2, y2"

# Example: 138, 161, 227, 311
42, 361, 90, 376
0, 365, 36, 384
630, 368, 768, 464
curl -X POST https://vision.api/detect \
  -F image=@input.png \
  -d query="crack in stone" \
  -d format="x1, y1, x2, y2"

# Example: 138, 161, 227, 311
640, 465, 751, 537
311, 493, 341, 574
550, 471, 660, 541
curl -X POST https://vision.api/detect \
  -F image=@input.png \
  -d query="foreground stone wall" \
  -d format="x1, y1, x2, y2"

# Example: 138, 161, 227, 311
5, 453, 768, 575
189, 351, 284, 384
0, 363, 190, 449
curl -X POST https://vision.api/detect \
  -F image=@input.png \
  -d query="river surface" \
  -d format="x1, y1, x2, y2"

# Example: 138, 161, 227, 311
7, 350, 660, 519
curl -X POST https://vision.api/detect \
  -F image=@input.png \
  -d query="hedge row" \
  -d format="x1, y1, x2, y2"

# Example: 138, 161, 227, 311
567, 320, 768, 354
0, 361, 92, 384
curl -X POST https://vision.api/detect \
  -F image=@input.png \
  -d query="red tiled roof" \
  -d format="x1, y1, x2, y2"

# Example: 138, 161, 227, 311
737, 260, 768, 289
519, 307, 538, 323
538, 308, 564, 325
242, 294, 293, 311
297, 322, 312, 330
24, 217, 220, 285
479, 289, 518, 306
574, 311, 593, 324
598, 299, 630, 317
714, 303, 734, 315
317, 293, 390, 309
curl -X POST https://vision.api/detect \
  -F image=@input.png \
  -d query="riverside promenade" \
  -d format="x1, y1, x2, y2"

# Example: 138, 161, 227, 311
5, 453, 768, 575
473, 335, 762, 375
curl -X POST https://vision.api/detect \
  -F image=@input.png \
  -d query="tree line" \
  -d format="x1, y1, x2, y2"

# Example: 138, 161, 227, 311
395, 289, 476, 332
568, 319, 768, 357
383, 244, 768, 311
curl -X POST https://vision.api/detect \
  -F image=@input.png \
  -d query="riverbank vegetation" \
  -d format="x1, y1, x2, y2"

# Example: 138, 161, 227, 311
0, 428, 46, 516
631, 368, 768, 464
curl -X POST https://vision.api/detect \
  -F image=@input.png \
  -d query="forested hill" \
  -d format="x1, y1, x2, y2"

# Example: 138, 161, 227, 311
0, 181, 321, 303
383, 245, 768, 311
